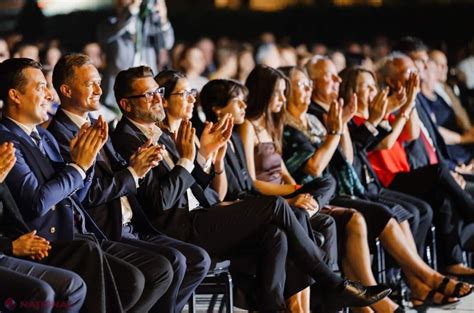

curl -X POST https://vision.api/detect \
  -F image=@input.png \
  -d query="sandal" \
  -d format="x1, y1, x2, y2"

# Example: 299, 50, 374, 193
411, 289, 459, 312
435, 276, 473, 298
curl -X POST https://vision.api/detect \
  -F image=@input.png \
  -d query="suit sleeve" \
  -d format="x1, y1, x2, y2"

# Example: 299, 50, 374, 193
0, 236, 13, 256
140, 165, 195, 212
285, 174, 336, 208
83, 168, 137, 208
113, 129, 196, 212
191, 161, 214, 190
1, 135, 84, 221
349, 122, 391, 152
46, 124, 98, 203
224, 161, 242, 201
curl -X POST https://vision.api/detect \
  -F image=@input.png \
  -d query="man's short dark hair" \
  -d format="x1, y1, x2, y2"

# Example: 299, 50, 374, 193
0, 58, 42, 103
393, 36, 428, 55
52, 53, 92, 94
114, 66, 154, 111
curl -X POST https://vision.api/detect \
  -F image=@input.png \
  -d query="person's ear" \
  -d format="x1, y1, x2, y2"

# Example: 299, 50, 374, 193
119, 99, 132, 113
162, 98, 169, 109
8, 88, 22, 106
211, 106, 221, 118
59, 84, 72, 98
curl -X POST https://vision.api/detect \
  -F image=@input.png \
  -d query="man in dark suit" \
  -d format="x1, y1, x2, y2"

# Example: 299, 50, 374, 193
0, 143, 86, 313
111, 65, 392, 312
48, 53, 210, 313
0, 58, 174, 312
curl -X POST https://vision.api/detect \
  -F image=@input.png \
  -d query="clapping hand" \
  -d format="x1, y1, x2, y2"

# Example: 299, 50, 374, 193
199, 114, 233, 160
326, 99, 343, 134
367, 88, 389, 126
386, 83, 407, 115
0, 142, 16, 183
402, 72, 421, 113
175, 119, 196, 161
341, 94, 358, 125
70, 116, 108, 172
129, 139, 164, 178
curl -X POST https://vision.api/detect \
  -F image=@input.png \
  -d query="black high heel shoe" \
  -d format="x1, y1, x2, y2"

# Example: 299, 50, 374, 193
333, 280, 392, 308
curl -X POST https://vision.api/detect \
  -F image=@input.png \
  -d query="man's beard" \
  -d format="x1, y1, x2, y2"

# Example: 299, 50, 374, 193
132, 106, 165, 123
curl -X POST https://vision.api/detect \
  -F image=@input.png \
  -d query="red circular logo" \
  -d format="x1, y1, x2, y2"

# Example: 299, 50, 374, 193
4, 297, 17, 310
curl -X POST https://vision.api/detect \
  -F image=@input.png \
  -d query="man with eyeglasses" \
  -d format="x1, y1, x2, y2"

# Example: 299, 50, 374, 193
48, 54, 210, 313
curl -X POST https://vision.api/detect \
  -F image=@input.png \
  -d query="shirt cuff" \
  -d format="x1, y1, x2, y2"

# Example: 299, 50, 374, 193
127, 166, 140, 188
68, 163, 86, 180
196, 152, 212, 174
177, 158, 195, 173
364, 121, 379, 137
378, 120, 392, 132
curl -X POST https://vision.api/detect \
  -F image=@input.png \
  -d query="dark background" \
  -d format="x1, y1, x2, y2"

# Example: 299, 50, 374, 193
1, 1, 474, 61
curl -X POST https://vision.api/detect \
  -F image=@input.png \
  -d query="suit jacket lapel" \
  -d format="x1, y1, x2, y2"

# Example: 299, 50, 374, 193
226, 141, 247, 191
231, 133, 254, 191
57, 111, 118, 174
158, 131, 178, 171
1, 119, 56, 180
159, 131, 180, 160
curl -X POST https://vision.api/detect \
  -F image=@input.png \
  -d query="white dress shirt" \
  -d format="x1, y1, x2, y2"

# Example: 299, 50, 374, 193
62, 109, 137, 224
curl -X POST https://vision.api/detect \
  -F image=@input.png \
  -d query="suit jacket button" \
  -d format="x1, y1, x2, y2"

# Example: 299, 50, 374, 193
50, 227, 56, 234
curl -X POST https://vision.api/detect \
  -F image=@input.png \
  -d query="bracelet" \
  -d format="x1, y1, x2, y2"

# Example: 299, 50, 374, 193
328, 130, 343, 136
400, 111, 410, 120
214, 168, 224, 175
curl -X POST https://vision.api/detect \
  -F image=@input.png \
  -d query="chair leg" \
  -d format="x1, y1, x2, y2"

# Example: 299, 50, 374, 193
219, 294, 226, 313
374, 239, 386, 284
188, 291, 196, 313
208, 294, 218, 313
425, 225, 438, 271
225, 271, 234, 313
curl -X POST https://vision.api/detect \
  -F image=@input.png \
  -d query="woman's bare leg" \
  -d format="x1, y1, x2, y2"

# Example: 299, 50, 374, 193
380, 219, 472, 296
342, 212, 398, 312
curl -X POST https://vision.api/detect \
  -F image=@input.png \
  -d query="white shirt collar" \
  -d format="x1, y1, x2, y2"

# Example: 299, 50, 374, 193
62, 109, 90, 128
127, 117, 162, 144
6, 117, 37, 136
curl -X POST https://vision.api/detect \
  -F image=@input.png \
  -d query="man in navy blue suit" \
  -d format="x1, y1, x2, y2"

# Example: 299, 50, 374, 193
48, 53, 210, 313
0, 58, 174, 312
0, 142, 86, 313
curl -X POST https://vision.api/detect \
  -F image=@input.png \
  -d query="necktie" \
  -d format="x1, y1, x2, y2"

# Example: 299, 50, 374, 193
30, 130, 46, 156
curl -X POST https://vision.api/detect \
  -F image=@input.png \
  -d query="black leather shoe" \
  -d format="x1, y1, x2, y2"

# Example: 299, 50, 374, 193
335, 280, 392, 308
